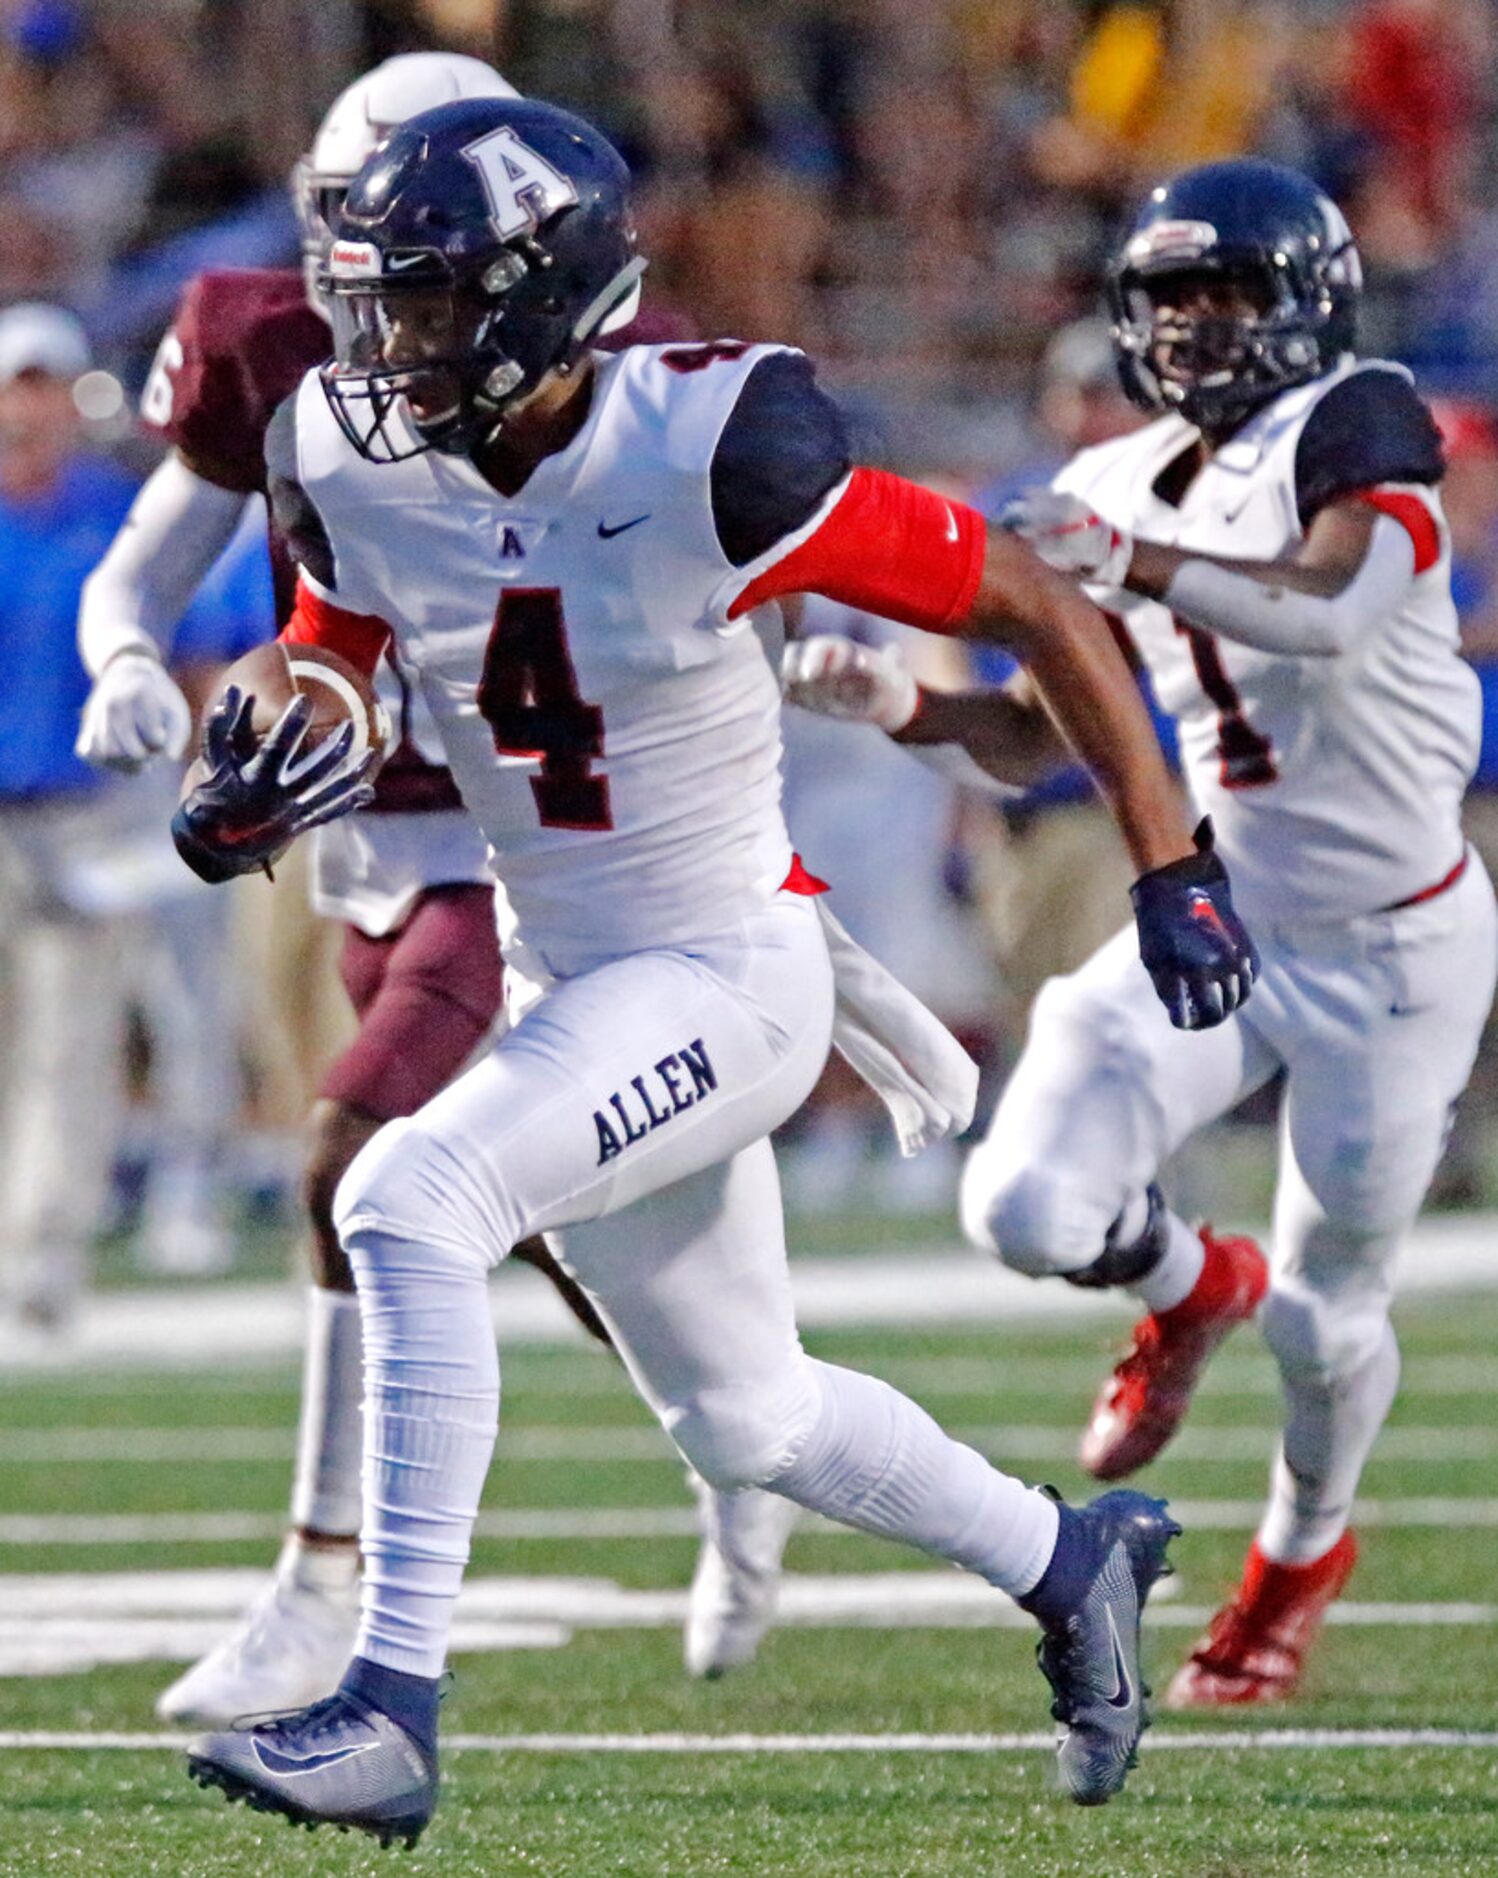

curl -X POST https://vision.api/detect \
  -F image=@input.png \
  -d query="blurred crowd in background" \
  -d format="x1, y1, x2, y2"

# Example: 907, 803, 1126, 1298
9, 0, 1498, 461
6, 0, 1498, 1318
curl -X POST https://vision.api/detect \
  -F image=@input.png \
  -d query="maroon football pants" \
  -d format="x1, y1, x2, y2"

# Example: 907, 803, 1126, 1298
320, 883, 503, 1122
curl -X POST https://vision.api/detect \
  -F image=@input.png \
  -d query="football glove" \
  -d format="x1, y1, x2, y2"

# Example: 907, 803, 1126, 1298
1130, 819, 1259, 1030
75, 648, 193, 771
999, 487, 1133, 588
172, 685, 377, 884
780, 635, 919, 733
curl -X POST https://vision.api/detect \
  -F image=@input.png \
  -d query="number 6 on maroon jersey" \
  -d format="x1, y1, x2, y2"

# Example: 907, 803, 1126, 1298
477, 588, 614, 830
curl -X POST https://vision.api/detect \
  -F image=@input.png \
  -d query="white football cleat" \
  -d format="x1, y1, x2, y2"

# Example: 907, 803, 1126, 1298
684, 1480, 799, 1679
157, 1537, 360, 1727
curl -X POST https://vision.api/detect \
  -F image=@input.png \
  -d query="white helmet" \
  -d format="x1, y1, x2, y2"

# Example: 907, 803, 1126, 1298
294, 52, 519, 307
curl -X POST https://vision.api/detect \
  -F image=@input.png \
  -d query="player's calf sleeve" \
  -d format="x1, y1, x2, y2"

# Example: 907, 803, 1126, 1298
767, 1360, 1059, 1599
1258, 1297, 1399, 1565
345, 1227, 500, 1678
289, 1286, 365, 1539
1259, 1277, 1400, 1558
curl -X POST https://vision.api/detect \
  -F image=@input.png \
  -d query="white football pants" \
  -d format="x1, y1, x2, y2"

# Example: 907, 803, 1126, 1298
337, 891, 1059, 1676
963, 856, 1497, 1563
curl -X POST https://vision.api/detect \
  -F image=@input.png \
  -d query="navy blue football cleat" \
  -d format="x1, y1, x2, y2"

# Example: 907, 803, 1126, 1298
1020, 1487, 1181, 1805
187, 1665, 440, 1849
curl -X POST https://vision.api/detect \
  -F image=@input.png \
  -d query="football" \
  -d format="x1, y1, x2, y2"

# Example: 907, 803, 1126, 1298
215, 640, 391, 776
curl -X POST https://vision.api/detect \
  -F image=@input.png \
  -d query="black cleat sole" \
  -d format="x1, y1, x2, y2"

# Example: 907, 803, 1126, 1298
187, 1755, 429, 1850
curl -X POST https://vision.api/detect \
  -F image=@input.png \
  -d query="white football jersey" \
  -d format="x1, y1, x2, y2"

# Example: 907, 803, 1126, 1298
1055, 361, 1479, 923
284, 343, 824, 971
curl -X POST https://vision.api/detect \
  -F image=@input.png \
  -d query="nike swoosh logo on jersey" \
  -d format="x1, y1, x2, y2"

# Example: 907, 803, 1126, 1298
943, 505, 959, 542
598, 513, 651, 539
252, 1738, 381, 1779
385, 252, 429, 273
1104, 1606, 1134, 1711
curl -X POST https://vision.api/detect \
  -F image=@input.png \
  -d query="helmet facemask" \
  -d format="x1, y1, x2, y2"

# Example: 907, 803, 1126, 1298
1124, 261, 1297, 429
320, 235, 646, 464
322, 273, 504, 462
1110, 235, 1361, 434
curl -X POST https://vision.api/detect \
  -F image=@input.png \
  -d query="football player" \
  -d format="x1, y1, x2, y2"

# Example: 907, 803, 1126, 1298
786, 158, 1496, 1708
75, 45, 864, 1719
172, 97, 1255, 1839
72, 50, 606, 1730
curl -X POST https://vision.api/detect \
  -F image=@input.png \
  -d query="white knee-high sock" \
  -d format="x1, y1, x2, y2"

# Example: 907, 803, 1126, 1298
1257, 1320, 1400, 1564
289, 1287, 364, 1540
769, 1360, 1058, 1598
347, 1229, 500, 1677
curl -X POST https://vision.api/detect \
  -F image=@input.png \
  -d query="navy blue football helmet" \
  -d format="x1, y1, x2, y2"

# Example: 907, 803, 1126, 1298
1107, 158, 1361, 434
319, 96, 644, 461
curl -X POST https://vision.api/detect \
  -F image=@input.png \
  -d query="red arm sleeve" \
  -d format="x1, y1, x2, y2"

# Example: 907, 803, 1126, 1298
727, 466, 987, 633
279, 580, 391, 676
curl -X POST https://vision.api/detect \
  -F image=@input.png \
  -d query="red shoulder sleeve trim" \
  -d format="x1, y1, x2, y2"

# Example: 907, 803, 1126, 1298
727, 466, 987, 634
279, 580, 391, 676
1355, 487, 1442, 574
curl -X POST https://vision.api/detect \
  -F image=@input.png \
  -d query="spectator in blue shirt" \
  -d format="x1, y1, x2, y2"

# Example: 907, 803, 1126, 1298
0, 306, 137, 800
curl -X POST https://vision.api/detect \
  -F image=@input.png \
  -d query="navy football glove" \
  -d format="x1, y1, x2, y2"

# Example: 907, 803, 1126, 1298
172, 685, 377, 884
1130, 819, 1258, 1030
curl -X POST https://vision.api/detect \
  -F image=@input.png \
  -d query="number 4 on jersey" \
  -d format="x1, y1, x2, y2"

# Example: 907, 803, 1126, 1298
478, 588, 614, 830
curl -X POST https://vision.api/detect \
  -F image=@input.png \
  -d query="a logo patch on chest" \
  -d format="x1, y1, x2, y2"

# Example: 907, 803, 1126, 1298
594, 1039, 717, 1164
498, 524, 527, 560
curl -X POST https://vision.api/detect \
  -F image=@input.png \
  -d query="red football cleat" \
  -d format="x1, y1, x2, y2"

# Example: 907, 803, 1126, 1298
1079, 1226, 1269, 1480
1164, 1531, 1358, 1707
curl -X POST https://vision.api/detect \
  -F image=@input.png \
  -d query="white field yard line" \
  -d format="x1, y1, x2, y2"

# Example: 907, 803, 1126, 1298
0, 1569, 1491, 1633
1, 1219, 1494, 1372
3, 1423, 1494, 1464
0, 1568, 1493, 1675
3, 1352, 1486, 1400
3, 1728, 1498, 1754
0, 1619, 570, 1677
4, 1497, 1498, 1547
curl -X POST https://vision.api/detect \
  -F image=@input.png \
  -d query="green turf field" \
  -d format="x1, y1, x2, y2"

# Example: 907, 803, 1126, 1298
1, 1292, 1495, 1877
